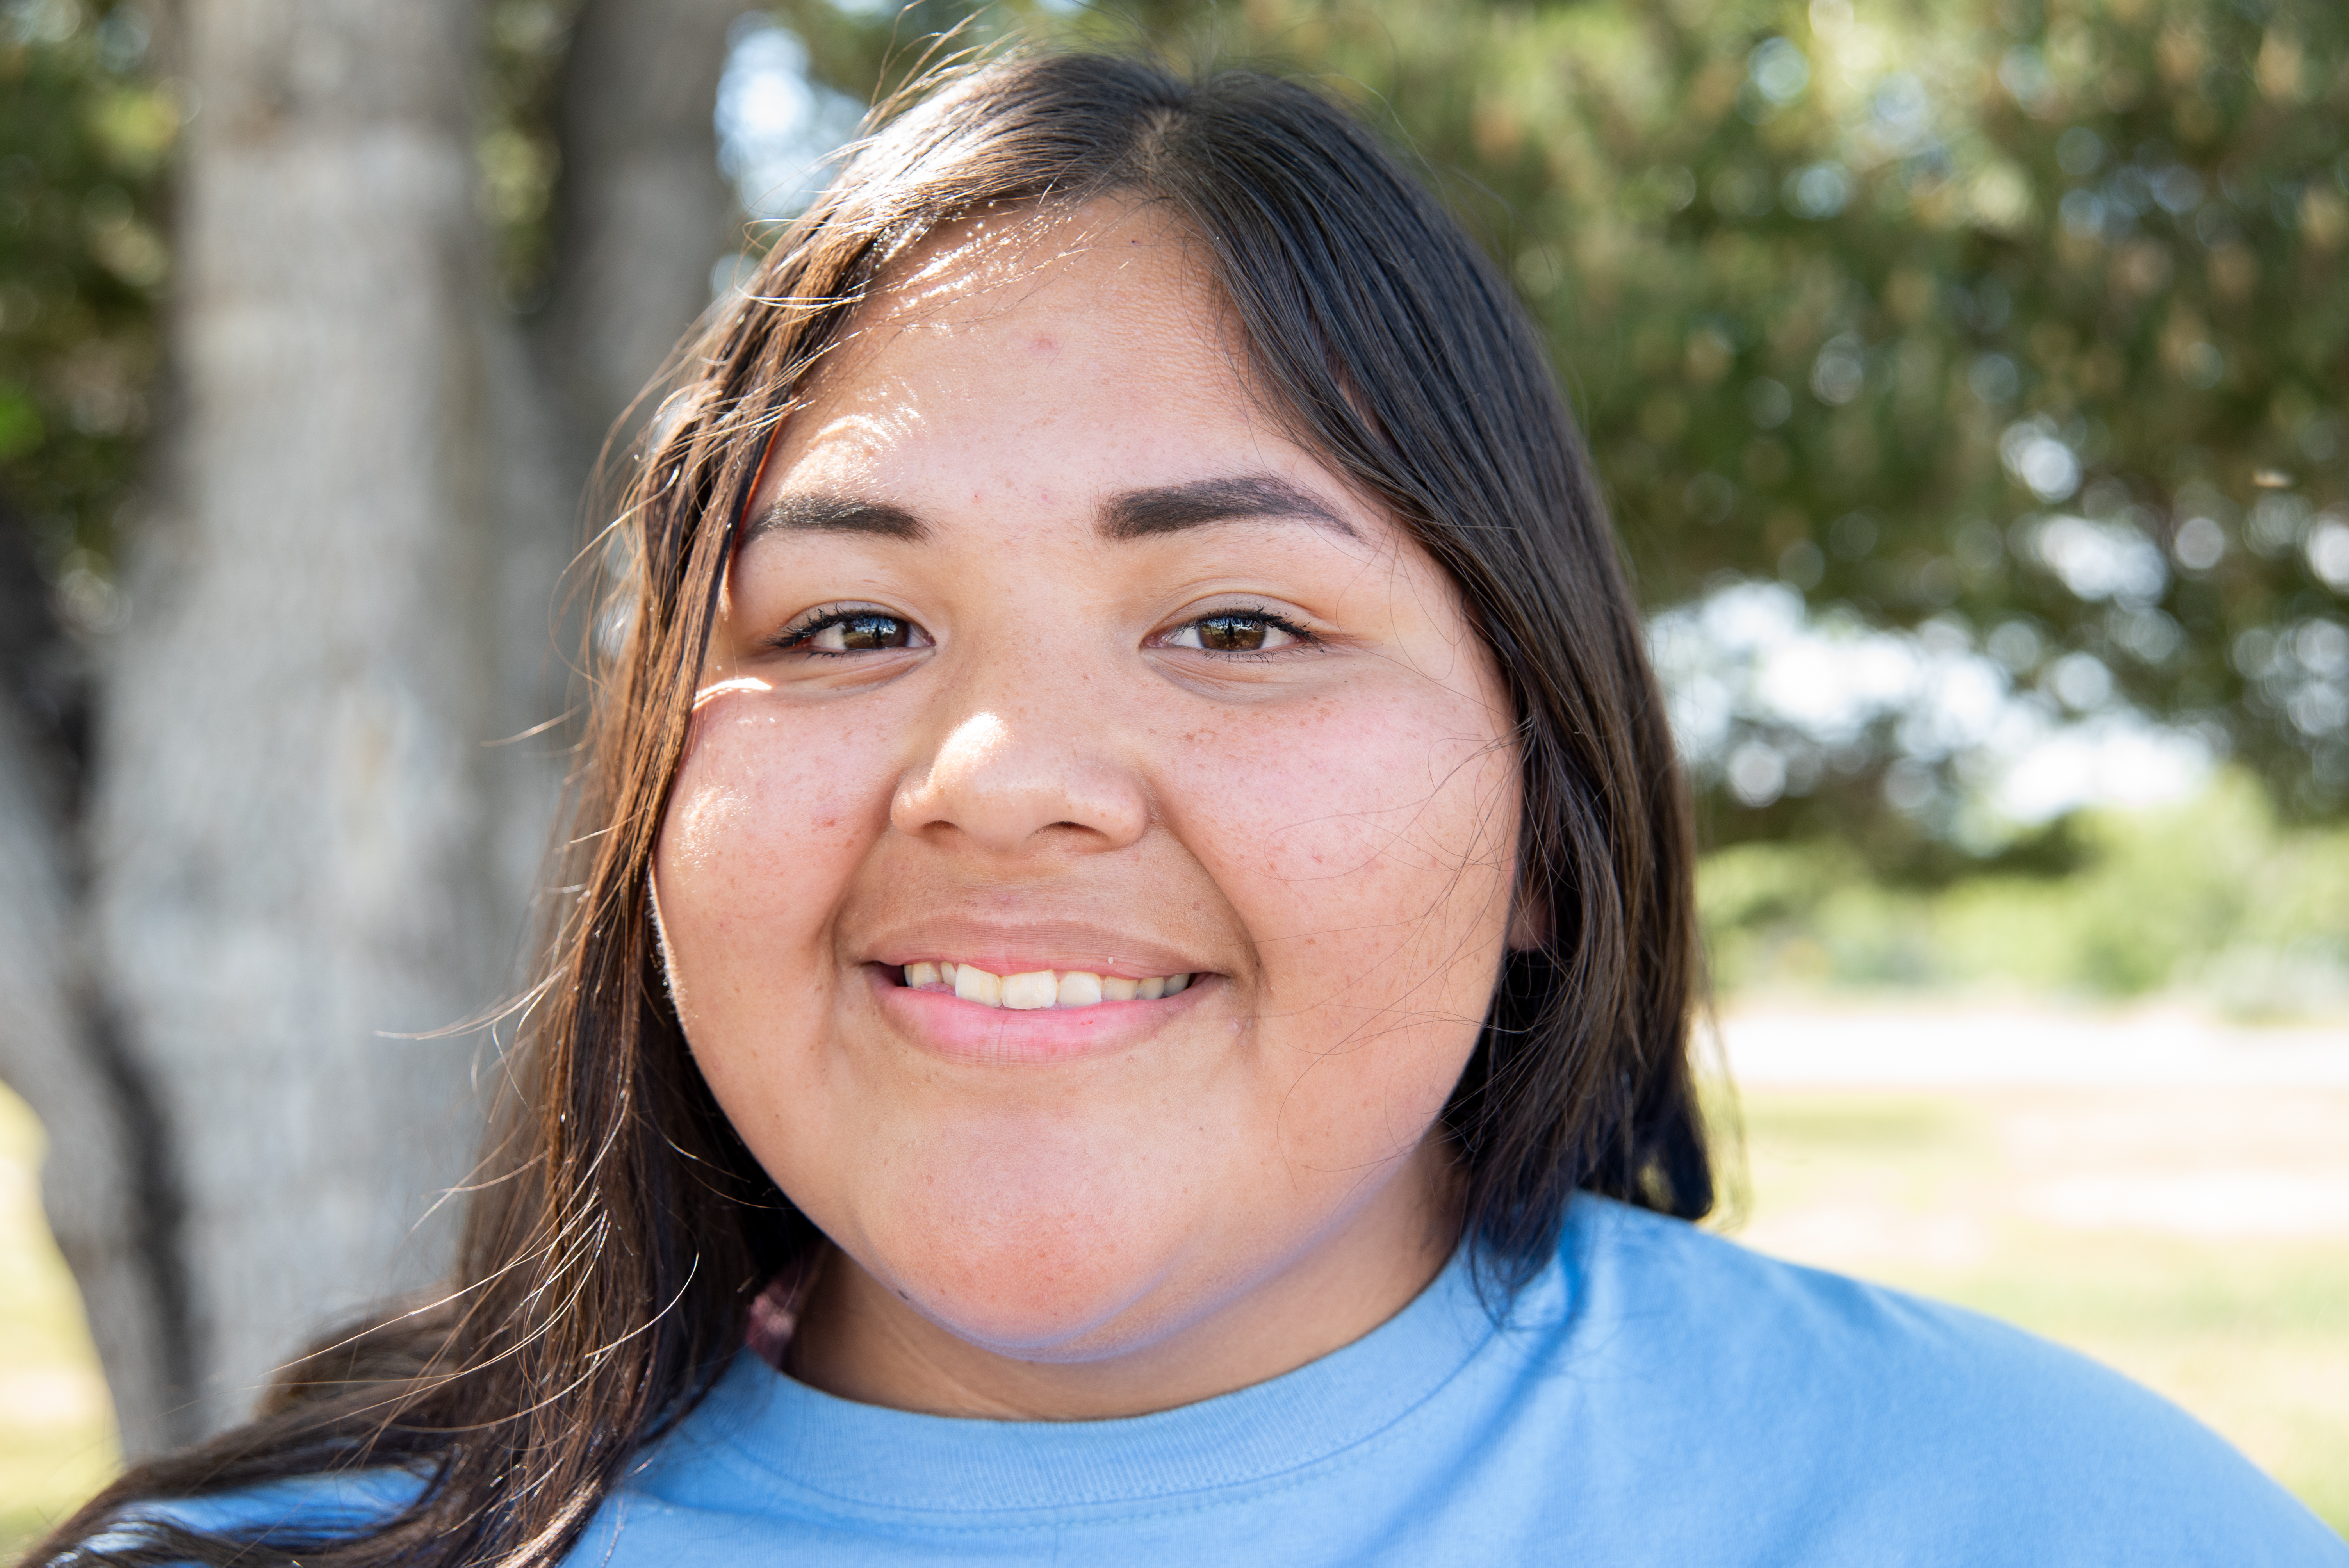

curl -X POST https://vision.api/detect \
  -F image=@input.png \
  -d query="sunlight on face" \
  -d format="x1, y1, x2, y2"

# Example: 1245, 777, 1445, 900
652, 200, 1522, 1418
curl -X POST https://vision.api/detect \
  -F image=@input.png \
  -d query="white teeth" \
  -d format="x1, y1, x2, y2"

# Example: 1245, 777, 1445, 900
902, 962, 1196, 1011
1001, 970, 1057, 1010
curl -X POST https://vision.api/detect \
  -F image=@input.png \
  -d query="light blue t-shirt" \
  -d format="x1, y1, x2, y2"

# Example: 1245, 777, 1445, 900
132, 1197, 2345, 1564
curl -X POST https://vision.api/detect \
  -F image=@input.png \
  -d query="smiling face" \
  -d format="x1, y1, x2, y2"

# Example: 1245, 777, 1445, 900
652, 200, 1522, 1418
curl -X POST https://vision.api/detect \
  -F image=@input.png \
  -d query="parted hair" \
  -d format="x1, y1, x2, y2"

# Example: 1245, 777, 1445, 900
36, 48, 1710, 1568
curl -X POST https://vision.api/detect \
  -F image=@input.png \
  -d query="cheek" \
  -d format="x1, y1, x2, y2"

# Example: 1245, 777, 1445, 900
1162, 680, 1518, 1107
654, 705, 897, 1037
1171, 685, 1516, 943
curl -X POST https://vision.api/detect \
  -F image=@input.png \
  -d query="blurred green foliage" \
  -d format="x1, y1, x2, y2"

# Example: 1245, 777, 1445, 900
1702, 768, 2349, 1006
480, 0, 581, 312
0, 0, 170, 643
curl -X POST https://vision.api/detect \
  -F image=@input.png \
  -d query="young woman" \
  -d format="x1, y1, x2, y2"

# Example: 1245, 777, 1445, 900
41, 50, 2342, 1568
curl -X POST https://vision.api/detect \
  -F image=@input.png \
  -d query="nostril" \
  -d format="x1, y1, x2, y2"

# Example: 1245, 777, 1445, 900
892, 710, 1151, 852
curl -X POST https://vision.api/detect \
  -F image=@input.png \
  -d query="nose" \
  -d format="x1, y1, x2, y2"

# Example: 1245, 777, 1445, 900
891, 706, 1151, 856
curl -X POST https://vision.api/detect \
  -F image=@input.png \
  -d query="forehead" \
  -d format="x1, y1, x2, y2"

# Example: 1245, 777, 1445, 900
863, 198, 1221, 337
770, 200, 1280, 487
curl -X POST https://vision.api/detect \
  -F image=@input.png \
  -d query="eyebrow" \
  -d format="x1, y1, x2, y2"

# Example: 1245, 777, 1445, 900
746, 493, 927, 542
745, 472, 1358, 548
1101, 475, 1359, 542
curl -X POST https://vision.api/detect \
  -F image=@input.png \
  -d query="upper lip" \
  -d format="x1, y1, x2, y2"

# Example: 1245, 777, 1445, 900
862, 916, 1208, 980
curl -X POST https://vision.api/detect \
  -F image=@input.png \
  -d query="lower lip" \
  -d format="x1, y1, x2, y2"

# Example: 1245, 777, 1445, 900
868, 966, 1208, 1065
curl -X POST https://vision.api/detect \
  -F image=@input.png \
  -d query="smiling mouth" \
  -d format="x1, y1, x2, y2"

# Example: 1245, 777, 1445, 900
900, 962, 1194, 1010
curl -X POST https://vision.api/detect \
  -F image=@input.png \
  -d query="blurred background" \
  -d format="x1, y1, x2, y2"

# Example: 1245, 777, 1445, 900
1, 0, 2344, 1548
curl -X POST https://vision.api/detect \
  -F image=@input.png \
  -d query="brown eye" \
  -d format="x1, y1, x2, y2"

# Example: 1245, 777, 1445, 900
795, 611, 928, 654
1199, 615, 1270, 651
1166, 613, 1302, 654
835, 615, 913, 650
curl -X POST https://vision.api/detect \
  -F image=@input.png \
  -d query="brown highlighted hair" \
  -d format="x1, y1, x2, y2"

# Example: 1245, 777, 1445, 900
37, 49, 1708, 1568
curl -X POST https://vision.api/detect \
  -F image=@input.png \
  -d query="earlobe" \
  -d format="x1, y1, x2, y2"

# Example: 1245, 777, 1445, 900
647, 869, 683, 1003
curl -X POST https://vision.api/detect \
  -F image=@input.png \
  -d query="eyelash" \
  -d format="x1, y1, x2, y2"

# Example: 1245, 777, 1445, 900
1157, 604, 1320, 660
768, 604, 927, 659
765, 604, 1322, 659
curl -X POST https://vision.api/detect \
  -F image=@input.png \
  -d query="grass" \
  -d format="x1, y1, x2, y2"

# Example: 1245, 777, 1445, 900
1723, 1086, 2349, 1536
1691, 774, 2349, 1536
0, 1085, 119, 1558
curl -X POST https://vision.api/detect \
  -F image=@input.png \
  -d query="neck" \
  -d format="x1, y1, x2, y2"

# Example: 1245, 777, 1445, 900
783, 1138, 1463, 1421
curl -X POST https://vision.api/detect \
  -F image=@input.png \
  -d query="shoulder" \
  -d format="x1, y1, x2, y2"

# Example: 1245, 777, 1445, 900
71, 1466, 427, 1561
1522, 1196, 2347, 1564
1557, 1194, 2178, 1439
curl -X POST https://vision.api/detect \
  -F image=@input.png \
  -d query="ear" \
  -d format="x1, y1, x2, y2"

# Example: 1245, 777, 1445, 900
647, 868, 683, 1001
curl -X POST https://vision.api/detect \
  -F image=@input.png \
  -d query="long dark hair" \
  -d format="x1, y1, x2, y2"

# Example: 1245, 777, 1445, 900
35, 49, 1709, 1568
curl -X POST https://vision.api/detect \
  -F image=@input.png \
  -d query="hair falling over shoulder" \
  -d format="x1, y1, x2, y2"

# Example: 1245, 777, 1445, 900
32, 48, 1710, 1568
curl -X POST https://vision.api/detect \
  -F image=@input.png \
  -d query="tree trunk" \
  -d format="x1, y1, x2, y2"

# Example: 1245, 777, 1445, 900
0, 0, 752, 1456
541, 0, 747, 457
0, 703, 186, 1452
86, 0, 539, 1445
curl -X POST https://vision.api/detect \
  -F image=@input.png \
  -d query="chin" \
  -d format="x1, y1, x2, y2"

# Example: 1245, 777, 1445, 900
795, 1098, 1265, 1361
864, 1194, 1200, 1361
834, 1147, 1232, 1363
